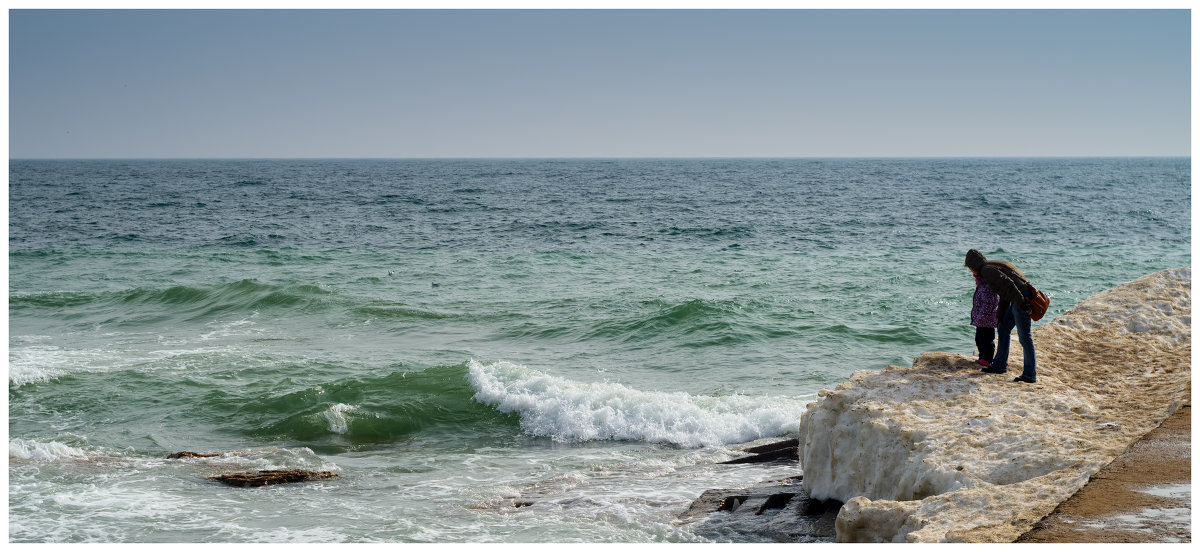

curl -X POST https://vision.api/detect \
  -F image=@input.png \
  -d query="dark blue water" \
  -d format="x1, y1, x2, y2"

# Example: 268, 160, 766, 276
11, 158, 1189, 252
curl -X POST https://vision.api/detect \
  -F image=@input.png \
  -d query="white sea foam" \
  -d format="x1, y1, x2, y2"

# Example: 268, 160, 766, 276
199, 316, 260, 340
8, 345, 106, 387
468, 359, 809, 447
323, 403, 359, 434
10, 438, 90, 462
8, 340, 239, 387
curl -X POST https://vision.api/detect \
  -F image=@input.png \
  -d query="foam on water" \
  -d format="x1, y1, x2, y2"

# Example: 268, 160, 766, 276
8, 339, 241, 387
8, 345, 108, 387
468, 359, 810, 447
10, 438, 91, 462
323, 403, 359, 434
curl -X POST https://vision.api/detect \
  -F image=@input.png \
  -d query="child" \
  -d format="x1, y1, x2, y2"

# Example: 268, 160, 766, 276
970, 268, 999, 366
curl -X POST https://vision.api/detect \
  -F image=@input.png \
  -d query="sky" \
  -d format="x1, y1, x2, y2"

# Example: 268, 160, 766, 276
6, 8, 1192, 158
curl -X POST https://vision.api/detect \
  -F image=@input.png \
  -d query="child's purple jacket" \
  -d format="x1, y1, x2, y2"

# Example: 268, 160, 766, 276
971, 274, 1000, 328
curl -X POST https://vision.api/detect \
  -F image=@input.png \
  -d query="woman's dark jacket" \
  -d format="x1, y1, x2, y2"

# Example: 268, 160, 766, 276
977, 260, 1030, 307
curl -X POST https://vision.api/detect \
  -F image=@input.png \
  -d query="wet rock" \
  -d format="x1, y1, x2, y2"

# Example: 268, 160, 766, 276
720, 438, 799, 464
208, 469, 338, 487
167, 451, 223, 459
679, 488, 747, 522
740, 439, 800, 455
680, 477, 841, 542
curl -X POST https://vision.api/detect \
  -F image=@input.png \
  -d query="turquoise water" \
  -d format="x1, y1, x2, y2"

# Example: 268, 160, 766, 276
8, 158, 1190, 542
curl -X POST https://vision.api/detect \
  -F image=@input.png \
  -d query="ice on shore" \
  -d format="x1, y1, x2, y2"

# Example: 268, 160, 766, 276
797, 268, 1191, 542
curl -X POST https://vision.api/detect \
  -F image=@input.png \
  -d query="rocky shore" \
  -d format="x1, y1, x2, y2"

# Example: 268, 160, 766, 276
682, 268, 1191, 543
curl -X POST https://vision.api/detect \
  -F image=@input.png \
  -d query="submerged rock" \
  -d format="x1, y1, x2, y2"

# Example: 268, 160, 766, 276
209, 469, 338, 487
167, 451, 223, 459
680, 477, 841, 542
796, 268, 1191, 542
719, 438, 799, 465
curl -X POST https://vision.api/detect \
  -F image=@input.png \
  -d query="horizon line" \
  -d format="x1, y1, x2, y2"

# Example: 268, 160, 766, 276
9, 155, 1191, 161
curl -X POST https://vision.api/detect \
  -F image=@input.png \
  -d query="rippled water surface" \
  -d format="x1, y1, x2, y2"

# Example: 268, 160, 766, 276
9, 158, 1190, 542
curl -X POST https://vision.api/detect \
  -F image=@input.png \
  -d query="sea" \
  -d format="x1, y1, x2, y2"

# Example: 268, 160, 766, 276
7, 158, 1191, 542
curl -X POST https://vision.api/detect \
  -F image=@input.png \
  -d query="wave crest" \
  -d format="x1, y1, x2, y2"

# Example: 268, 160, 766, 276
468, 359, 808, 447
10, 438, 90, 462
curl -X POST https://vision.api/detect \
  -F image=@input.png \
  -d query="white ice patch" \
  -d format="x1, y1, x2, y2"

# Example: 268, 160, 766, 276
468, 360, 809, 447
1076, 507, 1193, 541
1137, 483, 1190, 500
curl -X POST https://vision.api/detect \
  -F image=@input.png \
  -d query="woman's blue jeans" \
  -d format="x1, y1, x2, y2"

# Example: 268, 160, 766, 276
991, 299, 1037, 380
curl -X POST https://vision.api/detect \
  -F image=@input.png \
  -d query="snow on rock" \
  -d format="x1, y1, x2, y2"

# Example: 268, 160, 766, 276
797, 268, 1191, 543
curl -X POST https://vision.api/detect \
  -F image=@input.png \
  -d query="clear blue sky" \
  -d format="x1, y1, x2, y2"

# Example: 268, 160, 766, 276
7, 9, 1191, 158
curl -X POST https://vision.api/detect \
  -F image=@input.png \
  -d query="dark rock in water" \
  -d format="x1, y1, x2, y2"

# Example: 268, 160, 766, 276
209, 469, 338, 487
167, 451, 223, 459
679, 488, 748, 522
740, 438, 800, 455
719, 438, 799, 464
680, 476, 841, 542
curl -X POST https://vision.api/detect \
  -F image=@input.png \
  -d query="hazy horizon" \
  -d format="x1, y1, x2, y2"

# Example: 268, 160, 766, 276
9, 155, 1192, 161
9, 9, 1191, 159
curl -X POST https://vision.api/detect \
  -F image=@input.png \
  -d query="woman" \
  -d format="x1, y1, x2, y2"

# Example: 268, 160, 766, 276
963, 249, 1038, 383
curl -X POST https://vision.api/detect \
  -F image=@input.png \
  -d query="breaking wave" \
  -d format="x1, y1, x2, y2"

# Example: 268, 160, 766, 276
9, 438, 91, 462
468, 359, 810, 447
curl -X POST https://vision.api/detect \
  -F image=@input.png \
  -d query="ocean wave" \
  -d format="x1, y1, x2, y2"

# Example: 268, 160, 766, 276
125, 280, 335, 314
11, 279, 340, 322
661, 225, 755, 240
8, 247, 76, 258
323, 403, 360, 434
9, 438, 90, 462
8, 345, 108, 387
825, 323, 927, 345
8, 341, 252, 388
467, 360, 809, 447
230, 365, 513, 445
568, 298, 794, 348
9, 290, 99, 309
582, 299, 731, 342
352, 303, 457, 320
214, 234, 291, 247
